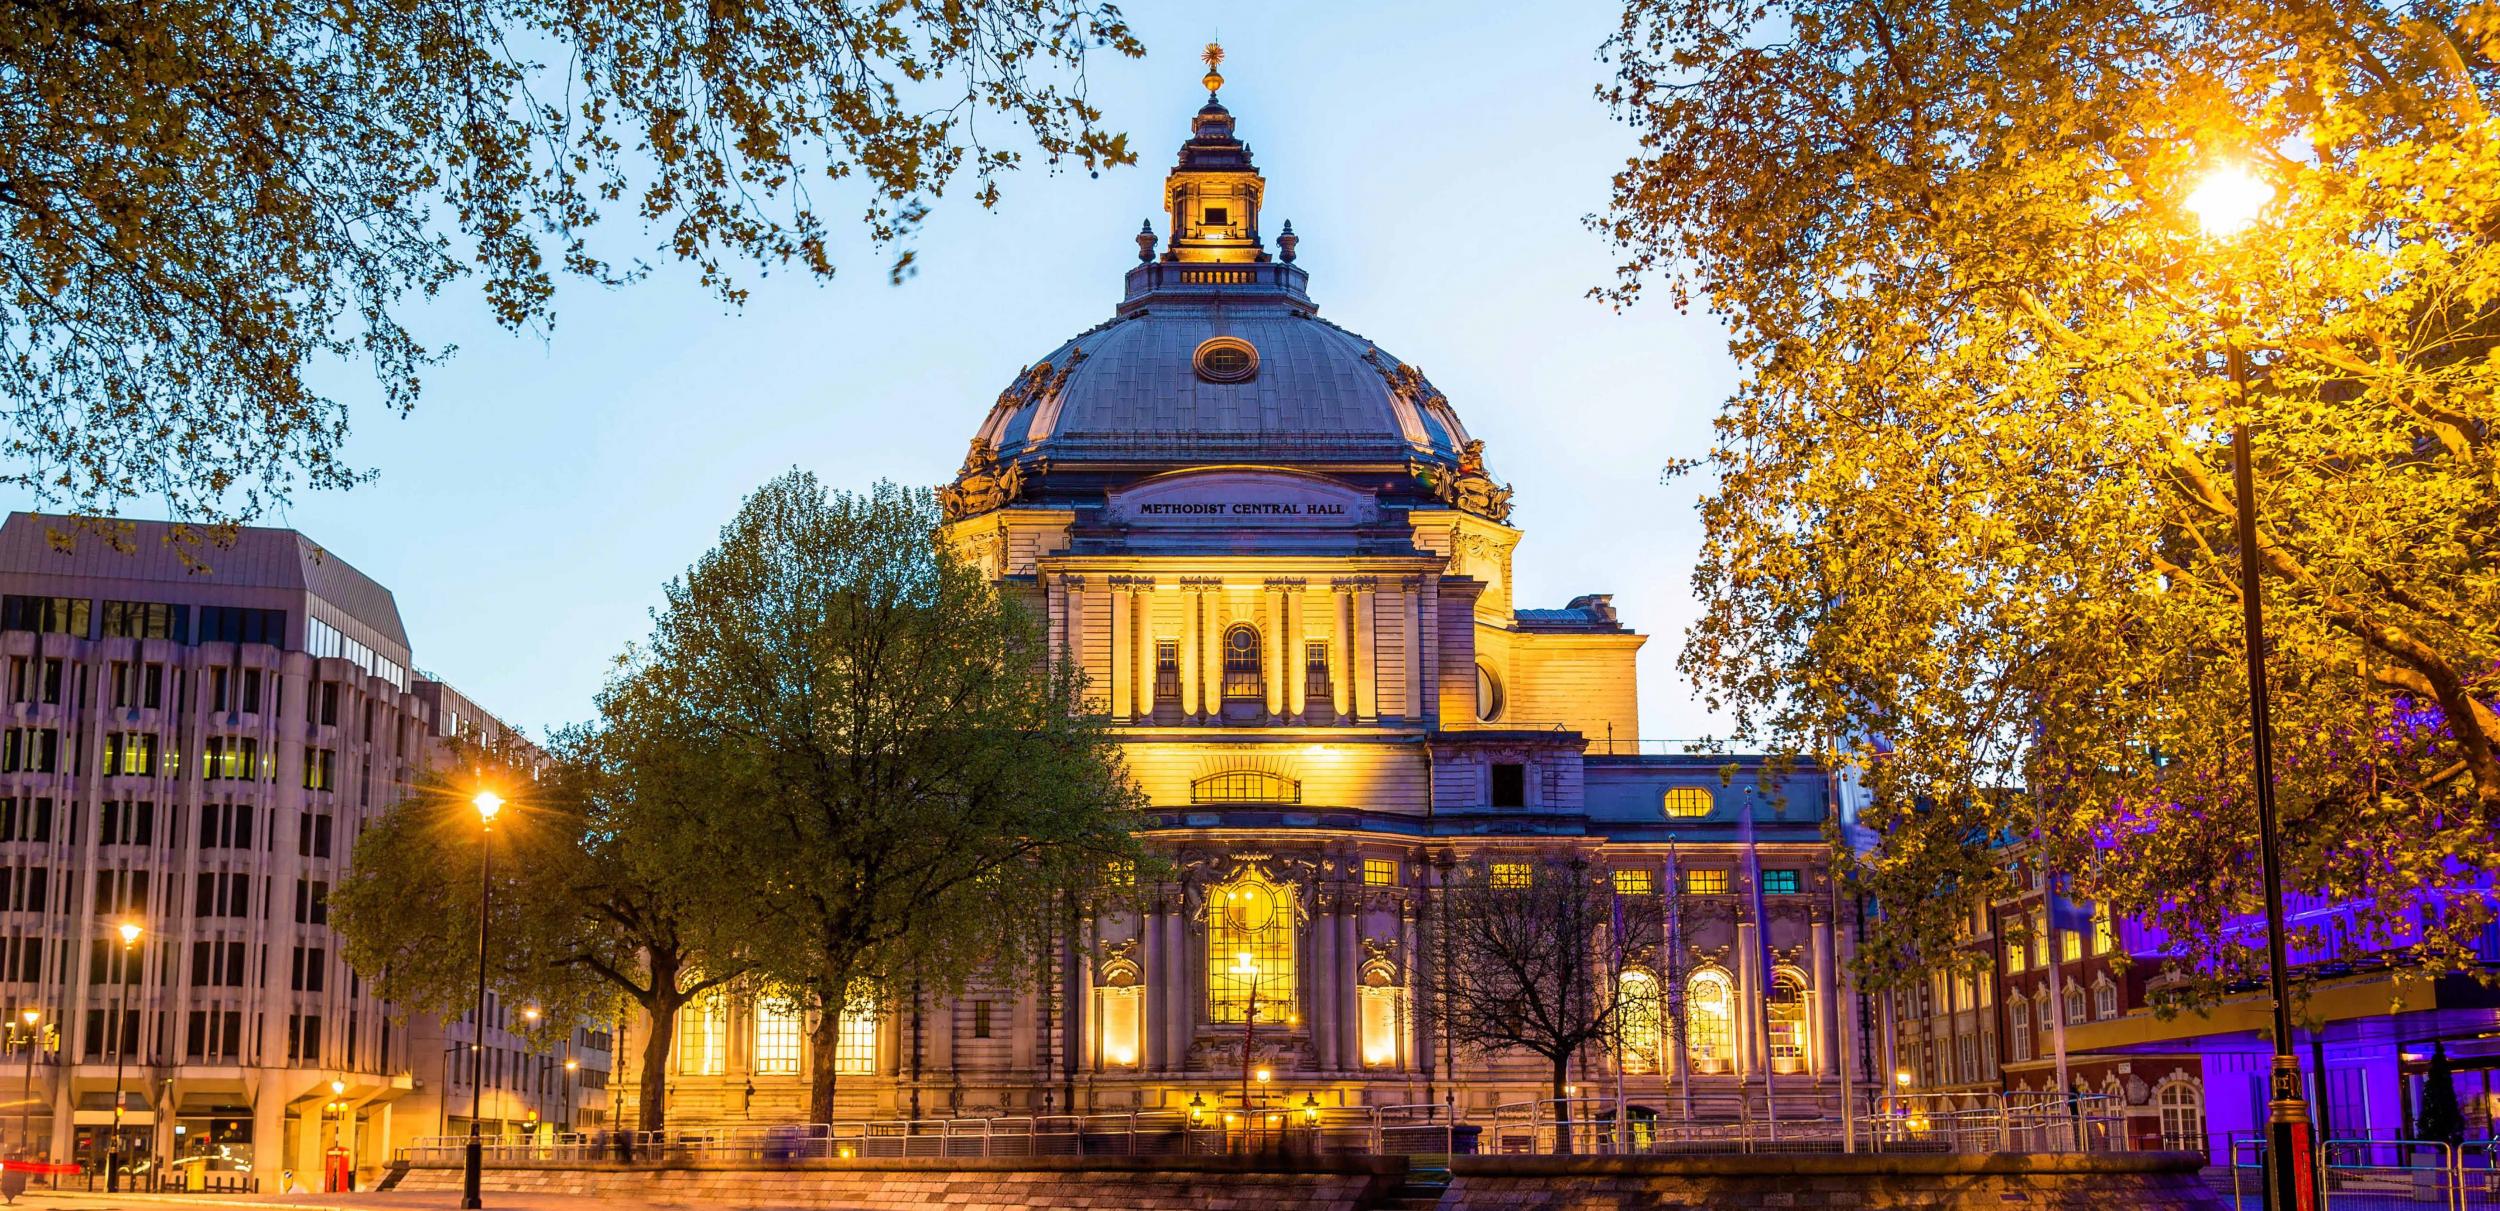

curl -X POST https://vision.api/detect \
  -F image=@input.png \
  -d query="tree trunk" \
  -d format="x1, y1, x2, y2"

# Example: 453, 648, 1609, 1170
1551, 1056, 1574, 1156
808, 1005, 842, 1125
637, 991, 682, 1141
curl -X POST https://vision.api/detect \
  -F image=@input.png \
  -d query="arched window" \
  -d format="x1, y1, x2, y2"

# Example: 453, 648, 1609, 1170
1096, 958, 1142, 1068
2063, 983, 2087, 1025
2093, 978, 2118, 1020
1685, 969, 1734, 1074
1617, 970, 1662, 1075
2157, 1080, 2206, 1157
1208, 876, 1294, 1023
2009, 998, 2032, 1062
753, 995, 802, 1075
1222, 625, 1263, 699
1191, 770, 1301, 804
678, 989, 728, 1075
1767, 970, 1809, 1074
1358, 959, 1401, 1068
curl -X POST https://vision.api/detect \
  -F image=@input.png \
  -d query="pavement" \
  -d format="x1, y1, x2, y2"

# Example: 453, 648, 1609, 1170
6, 1191, 730, 1211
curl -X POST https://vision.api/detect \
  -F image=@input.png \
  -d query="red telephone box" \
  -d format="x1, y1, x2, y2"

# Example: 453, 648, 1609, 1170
322, 1147, 352, 1193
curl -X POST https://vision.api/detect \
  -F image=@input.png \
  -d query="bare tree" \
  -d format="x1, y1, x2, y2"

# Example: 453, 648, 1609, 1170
1437, 853, 1662, 1153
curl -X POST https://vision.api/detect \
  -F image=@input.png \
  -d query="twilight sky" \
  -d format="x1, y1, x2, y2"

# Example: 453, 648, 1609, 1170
14, 2, 1747, 743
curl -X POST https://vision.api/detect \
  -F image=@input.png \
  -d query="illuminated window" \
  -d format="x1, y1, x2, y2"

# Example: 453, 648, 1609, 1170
2028, 909, 2048, 967
1098, 984, 1141, 1067
1208, 877, 1294, 1024
1612, 869, 1654, 896
1362, 858, 1399, 887
677, 991, 727, 1075
1105, 860, 1135, 889
1618, 970, 1662, 1074
834, 996, 876, 1076
1192, 770, 1299, 804
1761, 868, 1801, 895
1490, 862, 1532, 889
1767, 971, 1808, 1074
2158, 1081, 2206, 1156
1681, 869, 1729, 895
1662, 787, 1713, 818
1305, 642, 1331, 702
753, 997, 801, 1075
1221, 626, 1263, 699
2005, 924, 2028, 973
2009, 999, 2032, 1062
1155, 641, 1180, 700
2090, 905, 2116, 955
1686, 969, 1734, 1074
1358, 960, 1401, 1068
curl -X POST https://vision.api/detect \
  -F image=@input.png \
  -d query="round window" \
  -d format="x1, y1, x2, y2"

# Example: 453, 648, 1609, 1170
1194, 337, 1259, 383
1475, 663, 1504, 722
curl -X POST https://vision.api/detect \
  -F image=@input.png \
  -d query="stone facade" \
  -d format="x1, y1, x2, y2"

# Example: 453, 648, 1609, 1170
396, 1156, 1405, 1211
1442, 1152, 2224, 1210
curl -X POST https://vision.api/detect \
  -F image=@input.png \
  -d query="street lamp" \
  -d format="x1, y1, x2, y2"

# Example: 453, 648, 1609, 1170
17, 1008, 39, 1158
108, 922, 140, 1192
463, 789, 503, 1211
2185, 160, 2316, 1211
1231, 950, 1263, 1151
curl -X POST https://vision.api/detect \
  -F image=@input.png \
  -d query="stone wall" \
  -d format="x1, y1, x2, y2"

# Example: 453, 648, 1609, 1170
395, 1155, 1405, 1211
1444, 1150, 2225, 1210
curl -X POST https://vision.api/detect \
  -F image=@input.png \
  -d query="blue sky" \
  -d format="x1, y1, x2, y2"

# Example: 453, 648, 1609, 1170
17, 2, 1745, 742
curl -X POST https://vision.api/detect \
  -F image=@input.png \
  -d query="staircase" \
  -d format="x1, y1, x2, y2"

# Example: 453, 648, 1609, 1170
1364, 1157, 1449, 1210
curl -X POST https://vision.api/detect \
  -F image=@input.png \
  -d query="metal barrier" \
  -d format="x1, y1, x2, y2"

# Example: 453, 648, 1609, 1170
2462, 1141, 2498, 1210
2319, 1139, 2456, 1211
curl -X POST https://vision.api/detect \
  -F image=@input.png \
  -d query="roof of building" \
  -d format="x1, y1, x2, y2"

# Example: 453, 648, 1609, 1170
0, 513, 410, 650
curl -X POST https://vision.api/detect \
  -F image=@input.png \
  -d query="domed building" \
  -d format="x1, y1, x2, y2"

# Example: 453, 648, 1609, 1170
636, 56, 1869, 1134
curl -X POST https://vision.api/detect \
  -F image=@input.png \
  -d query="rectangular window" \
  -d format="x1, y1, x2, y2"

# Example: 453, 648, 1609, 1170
1304, 641, 1330, 702
196, 607, 286, 647
240, 670, 261, 714
970, 999, 993, 1039
1097, 985, 1140, 1067
2060, 927, 2083, 962
2028, 909, 2048, 968
1, 596, 89, 637
1490, 862, 1532, 889
1681, 869, 1731, 895
102, 733, 157, 777
1154, 640, 1180, 701
1612, 869, 1655, 896
2, 729, 59, 773
1359, 985, 1399, 1067
1362, 858, 1399, 887
677, 993, 728, 1075
298, 814, 332, 858
1207, 880, 1294, 1024
303, 747, 335, 791
834, 998, 876, 1076
1202, 206, 1230, 226
100, 601, 185, 641
1489, 763, 1526, 808
2091, 905, 2116, 955
753, 998, 801, 1075
1761, 868, 1801, 896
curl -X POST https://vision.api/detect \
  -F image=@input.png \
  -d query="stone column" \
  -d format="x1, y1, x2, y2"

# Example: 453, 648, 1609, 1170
1107, 581, 1132, 720
1143, 902, 1168, 1073
1062, 575, 1088, 714
1351, 579, 1378, 721
1133, 582, 1157, 718
1734, 914, 1758, 1079
1284, 587, 1308, 721
1418, 574, 1441, 725
1811, 908, 1838, 1078
1264, 584, 1287, 719
1200, 586, 1225, 716
1330, 586, 1353, 720
1311, 887, 1338, 1071
1163, 899, 1190, 1072
1337, 896, 1361, 1069
1403, 577, 1425, 720
1179, 586, 1201, 722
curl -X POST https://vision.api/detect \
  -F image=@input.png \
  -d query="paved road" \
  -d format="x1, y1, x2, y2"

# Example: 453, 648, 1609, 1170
11, 1190, 751, 1211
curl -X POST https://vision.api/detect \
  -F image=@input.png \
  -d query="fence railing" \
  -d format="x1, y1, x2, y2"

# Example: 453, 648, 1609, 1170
2224, 1134, 2497, 1211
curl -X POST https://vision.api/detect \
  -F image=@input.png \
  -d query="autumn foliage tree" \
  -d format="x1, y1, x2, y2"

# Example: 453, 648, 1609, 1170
1600, 0, 2500, 998
1, 0, 1139, 526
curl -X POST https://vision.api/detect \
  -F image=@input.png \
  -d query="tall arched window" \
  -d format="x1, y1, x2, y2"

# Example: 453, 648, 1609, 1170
678, 990, 728, 1075
1766, 970, 1809, 1074
1617, 970, 1662, 1075
2157, 1080, 2206, 1157
1208, 876, 1294, 1023
1222, 625, 1263, 699
2010, 998, 2033, 1062
1685, 969, 1734, 1074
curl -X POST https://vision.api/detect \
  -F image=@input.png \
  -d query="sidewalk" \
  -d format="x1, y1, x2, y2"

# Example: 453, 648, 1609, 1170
12, 1190, 747, 1211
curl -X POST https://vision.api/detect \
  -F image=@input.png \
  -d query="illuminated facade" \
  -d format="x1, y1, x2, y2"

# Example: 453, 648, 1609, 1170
0, 516, 610, 1186
625, 61, 1868, 1126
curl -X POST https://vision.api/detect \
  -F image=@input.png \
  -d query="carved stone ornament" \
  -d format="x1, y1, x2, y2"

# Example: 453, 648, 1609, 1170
938, 437, 1027, 522
1416, 439, 1515, 523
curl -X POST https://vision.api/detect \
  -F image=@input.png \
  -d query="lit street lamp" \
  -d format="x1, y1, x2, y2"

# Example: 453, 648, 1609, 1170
107, 922, 140, 1192
2184, 161, 2316, 1211
463, 789, 503, 1211
17, 1008, 40, 1158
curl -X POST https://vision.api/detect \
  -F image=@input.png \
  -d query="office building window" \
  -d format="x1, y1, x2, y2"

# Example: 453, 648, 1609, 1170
303, 747, 336, 791
1761, 868, 1801, 895
1, 596, 89, 637
98, 801, 154, 847
2, 729, 58, 773
196, 606, 286, 646
101, 601, 185, 641
102, 733, 157, 777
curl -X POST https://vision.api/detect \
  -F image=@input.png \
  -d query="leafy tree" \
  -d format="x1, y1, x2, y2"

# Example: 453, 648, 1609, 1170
1599, 0, 2500, 997
1435, 854, 1661, 1154
1, 0, 1139, 525
2417, 1043, 2465, 1144
635, 471, 1143, 1122
332, 719, 757, 1137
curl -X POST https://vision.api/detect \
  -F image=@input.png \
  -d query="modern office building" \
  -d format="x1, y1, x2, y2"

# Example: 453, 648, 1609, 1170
616, 59, 1876, 1128
0, 514, 608, 1188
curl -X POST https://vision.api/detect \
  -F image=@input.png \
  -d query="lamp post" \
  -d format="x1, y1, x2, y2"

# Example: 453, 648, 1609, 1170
107, 922, 140, 1192
18, 1008, 39, 1158
1230, 951, 1261, 1152
463, 789, 504, 1211
2184, 162, 2317, 1211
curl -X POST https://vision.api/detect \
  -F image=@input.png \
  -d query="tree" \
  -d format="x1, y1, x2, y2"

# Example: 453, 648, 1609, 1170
634, 471, 1143, 1122
2417, 1043, 2465, 1145
2, 1, 1139, 526
1598, 0, 2500, 998
332, 719, 758, 1138
1435, 854, 1661, 1154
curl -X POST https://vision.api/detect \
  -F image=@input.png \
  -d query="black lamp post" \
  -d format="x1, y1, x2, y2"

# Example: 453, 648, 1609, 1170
2186, 164, 2317, 1211
107, 922, 140, 1192
463, 790, 504, 1211
18, 1008, 41, 1158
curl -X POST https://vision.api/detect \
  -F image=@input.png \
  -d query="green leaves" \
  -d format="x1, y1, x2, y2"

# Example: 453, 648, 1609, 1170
1605, 0, 2500, 999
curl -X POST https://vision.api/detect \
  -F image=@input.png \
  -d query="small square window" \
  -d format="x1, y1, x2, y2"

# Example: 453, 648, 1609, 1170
1490, 763, 1526, 808
1612, 869, 1655, 896
1681, 869, 1730, 895
1762, 869, 1802, 895
1203, 206, 1231, 226
1490, 862, 1532, 889
1362, 858, 1399, 887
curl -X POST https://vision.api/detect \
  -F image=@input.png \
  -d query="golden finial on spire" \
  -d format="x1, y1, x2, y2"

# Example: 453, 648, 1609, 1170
1201, 41, 1225, 96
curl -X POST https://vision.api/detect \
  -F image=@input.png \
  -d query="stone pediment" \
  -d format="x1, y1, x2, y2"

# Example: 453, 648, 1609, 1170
1106, 468, 1379, 528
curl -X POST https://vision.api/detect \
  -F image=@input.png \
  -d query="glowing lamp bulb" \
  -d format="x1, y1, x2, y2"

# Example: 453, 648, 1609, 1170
117, 922, 142, 946
330, 1079, 346, 1096
522, 1007, 541, 1023
1255, 1067, 1271, 1084
1895, 1069, 1913, 1087
2185, 163, 2273, 239
18, 1010, 35, 1027
565, 1059, 580, 1071
472, 790, 505, 822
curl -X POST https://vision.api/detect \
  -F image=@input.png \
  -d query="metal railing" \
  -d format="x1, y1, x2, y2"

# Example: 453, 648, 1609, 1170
2226, 1134, 2489, 1211
1473, 1091, 2123, 1158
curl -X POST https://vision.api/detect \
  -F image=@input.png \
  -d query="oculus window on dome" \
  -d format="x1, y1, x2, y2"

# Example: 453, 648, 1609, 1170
1193, 337, 1258, 383
1474, 664, 1503, 722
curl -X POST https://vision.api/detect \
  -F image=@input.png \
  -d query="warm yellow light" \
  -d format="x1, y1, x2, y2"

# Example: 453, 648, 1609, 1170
472, 789, 505, 822
1106, 1048, 1134, 1066
1362, 1047, 1394, 1066
330, 1079, 346, 1096
18, 1010, 35, 1027
1564, 1084, 1578, 1097
1232, 951, 1257, 977
2185, 162, 2273, 239
565, 1059, 580, 1071
522, 1006, 541, 1023
1895, 1069, 1913, 1088
116, 922, 142, 946
1255, 1067, 1271, 1084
